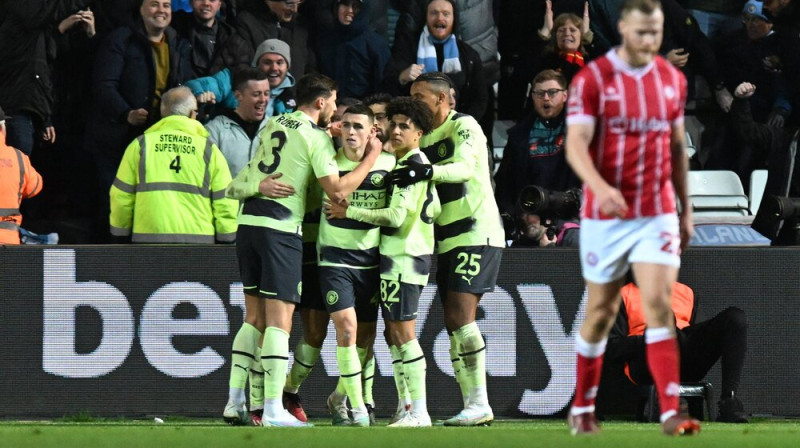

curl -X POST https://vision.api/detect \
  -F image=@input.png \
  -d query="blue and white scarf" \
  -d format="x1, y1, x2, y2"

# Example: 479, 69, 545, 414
416, 26, 461, 74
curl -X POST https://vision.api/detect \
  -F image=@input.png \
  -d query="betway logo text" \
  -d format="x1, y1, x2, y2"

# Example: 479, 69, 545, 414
42, 250, 586, 415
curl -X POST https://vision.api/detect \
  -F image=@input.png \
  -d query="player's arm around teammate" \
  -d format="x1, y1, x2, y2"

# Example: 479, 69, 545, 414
224, 74, 381, 427
318, 105, 397, 426
326, 98, 440, 427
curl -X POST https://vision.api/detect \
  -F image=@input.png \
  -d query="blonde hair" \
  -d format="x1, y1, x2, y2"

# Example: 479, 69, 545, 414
620, 0, 662, 18
548, 13, 586, 53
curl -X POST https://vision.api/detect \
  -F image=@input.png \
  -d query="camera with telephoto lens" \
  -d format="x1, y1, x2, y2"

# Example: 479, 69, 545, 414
517, 185, 582, 220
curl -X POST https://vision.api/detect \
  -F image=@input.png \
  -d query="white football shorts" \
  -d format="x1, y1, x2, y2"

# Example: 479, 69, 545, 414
579, 214, 681, 284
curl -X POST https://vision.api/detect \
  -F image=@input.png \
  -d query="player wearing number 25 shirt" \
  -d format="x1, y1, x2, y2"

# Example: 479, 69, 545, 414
390, 72, 503, 426
110, 87, 238, 243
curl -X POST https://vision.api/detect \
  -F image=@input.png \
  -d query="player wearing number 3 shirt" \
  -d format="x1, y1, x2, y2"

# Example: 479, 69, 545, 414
564, 0, 698, 437
224, 74, 380, 428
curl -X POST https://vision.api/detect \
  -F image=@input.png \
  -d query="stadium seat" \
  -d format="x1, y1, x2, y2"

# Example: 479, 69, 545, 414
685, 131, 696, 160
637, 382, 714, 422
688, 171, 750, 216
749, 169, 768, 215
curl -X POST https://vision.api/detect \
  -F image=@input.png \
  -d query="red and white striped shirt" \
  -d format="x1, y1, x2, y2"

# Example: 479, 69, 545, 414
567, 49, 687, 220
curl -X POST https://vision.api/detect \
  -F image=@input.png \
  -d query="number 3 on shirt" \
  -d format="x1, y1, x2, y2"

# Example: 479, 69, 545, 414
258, 131, 287, 174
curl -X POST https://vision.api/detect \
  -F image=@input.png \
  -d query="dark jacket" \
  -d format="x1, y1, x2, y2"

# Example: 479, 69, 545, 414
770, 1, 800, 113
714, 29, 789, 121
732, 97, 800, 243
454, 0, 500, 85
383, 16, 487, 120
494, 109, 579, 216
171, 10, 235, 77
498, 0, 585, 119
660, 0, 725, 89
226, 2, 316, 76
84, 20, 191, 160
314, 4, 390, 99
0, 0, 91, 124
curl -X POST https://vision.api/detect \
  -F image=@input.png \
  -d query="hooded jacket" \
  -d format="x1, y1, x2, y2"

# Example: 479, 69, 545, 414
314, 1, 390, 99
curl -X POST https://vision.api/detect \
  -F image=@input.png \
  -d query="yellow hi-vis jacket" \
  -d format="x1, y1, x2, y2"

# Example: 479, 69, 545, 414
110, 115, 238, 243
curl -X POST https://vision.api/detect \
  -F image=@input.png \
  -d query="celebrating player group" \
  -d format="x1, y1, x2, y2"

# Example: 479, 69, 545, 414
219, 0, 696, 436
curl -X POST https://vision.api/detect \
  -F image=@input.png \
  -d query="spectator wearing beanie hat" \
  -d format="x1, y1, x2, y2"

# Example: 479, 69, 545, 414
186, 38, 297, 119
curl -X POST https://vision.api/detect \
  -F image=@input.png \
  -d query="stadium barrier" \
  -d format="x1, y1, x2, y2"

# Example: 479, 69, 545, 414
0, 246, 797, 418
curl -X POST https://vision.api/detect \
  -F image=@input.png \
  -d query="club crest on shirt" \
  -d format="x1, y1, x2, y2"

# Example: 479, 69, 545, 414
664, 86, 675, 100
438, 143, 448, 158
326, 290, 339, 305
370, 173, 384, 187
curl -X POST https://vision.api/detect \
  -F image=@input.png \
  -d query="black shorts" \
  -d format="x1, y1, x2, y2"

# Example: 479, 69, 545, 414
299, 261, 325, 311
436, 245, 502, 297
319, 266, 380, 322
379, 276, 423, 322
237, 225, 302, 303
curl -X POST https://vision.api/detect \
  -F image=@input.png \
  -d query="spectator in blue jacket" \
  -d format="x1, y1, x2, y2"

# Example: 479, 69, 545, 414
187, 38, 296, 119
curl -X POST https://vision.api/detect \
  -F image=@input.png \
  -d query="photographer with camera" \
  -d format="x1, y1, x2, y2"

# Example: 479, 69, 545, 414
512, 185, 581, 247
495, 69, 581, 246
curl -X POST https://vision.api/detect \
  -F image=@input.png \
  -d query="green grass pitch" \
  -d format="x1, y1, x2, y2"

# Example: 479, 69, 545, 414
1, 419, 799, 448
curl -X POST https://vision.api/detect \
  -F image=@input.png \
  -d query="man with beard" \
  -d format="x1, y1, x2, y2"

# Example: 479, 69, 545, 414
224, 73, 380, 427
565, 0, 696, 436
365, 92, 393, 152
495, 69, 580, 224
391, 71, 505, 427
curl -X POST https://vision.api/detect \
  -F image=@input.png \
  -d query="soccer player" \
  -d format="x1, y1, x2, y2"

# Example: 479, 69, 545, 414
326, 97, 440, 427
389, 72, 505, 426
317, 104, 396, 426
224, 73, 381, 427
564, 0, 698, 436
364, 92, 393, 153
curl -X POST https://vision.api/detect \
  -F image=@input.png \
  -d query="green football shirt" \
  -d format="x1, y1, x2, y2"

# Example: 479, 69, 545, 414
347, 149, 440, 286
226, 111, 338, 234
318, 149, 396, 269
420, 110, 505, 253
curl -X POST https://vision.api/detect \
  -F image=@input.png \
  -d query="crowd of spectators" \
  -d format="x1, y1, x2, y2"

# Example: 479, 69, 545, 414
0, 0, 798, 245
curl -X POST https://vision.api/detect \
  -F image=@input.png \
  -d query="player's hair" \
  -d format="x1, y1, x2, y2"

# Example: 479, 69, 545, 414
413, 71, 454, 95
232, 66, 269, 92
343, 103, 375, 124
363, 92, 393, 107
160, 86, 198, 117
533, 70, 568, 90
620, 0, 662, 17
386, 97, 434, 134
295, 73, 338, 107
